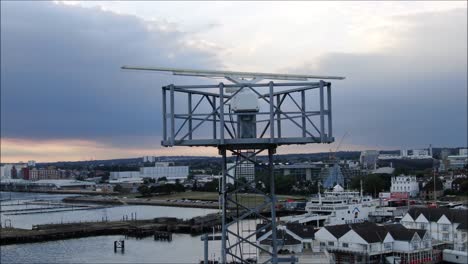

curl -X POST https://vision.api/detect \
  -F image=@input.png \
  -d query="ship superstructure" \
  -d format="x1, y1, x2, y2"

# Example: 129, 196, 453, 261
284, 185, 378, 226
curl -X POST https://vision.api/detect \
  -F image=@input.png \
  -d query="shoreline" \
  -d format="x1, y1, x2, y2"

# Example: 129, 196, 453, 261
62, 196, 223, 209
0, 189, 116, 196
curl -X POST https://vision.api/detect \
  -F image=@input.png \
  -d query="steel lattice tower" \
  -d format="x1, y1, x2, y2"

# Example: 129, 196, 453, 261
122, 66, 344, 264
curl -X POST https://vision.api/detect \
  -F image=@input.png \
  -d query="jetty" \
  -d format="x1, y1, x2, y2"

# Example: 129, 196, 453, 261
0, 214, 225, 245
0, 208, 302, 245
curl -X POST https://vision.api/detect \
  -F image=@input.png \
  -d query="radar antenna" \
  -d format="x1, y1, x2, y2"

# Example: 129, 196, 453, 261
122, 65, 344, 264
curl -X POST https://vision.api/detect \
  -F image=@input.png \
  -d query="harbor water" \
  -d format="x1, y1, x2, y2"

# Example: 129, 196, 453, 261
0, 192, 257, 263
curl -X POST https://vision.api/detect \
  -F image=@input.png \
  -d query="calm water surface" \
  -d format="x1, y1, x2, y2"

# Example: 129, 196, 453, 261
1, 235, 221, 263
0, 192, 257, 264
0, 192, 238, 263
0, 192, 217, 229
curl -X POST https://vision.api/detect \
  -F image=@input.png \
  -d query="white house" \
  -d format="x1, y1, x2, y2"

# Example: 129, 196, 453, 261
390, 175, 419, 197
256, 223, 334, 263
401, 207, 468, 253
314, 222, 432, 264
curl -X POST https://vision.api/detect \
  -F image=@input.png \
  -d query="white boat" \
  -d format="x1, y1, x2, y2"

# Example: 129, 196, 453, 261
283, 184, 378, 226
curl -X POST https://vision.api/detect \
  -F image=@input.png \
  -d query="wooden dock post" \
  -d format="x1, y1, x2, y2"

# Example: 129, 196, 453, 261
114, 240, 125, 253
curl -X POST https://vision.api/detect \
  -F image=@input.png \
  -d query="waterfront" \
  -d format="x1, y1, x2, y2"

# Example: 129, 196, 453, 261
1, 234, 221, 263
0, 192, 247, 263
0, 192, 217, 229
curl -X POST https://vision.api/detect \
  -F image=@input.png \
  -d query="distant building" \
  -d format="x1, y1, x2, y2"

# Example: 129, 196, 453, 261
459, 148, 468, 156
142, 156, 156, 163
110, 163, 189, 181
360, 150, 379, 170
0, 164, 27, 179
141, 164, 189, 181
27, 160, 36, 167
379, 147, 433, 160
109, 171, 141, 180
372, 166, 395, 175
274, 162, 324, 182
452, 177, 467, 192
0, 179, 95, 191
447, 149, 468, 169
29, 168, 70, 181
390, 175, 419, 197
440, 149, 451, 160
227, 162, 255, 185
421, 180, 444, 200
321, 163, 345, 189
443, 178, 454, 190
21, 167, 30, 180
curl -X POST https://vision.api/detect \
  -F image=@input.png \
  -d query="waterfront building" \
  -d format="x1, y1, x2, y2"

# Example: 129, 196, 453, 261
401, 207, 468, 253
314, 222, 433, 264
390, 175, 419, 198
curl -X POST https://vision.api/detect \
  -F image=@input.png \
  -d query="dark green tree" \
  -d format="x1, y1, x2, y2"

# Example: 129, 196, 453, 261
113, 184, 124, 193
137, 185, 151, 197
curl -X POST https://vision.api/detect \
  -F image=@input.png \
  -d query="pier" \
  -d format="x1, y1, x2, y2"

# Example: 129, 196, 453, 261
0, 209, 302, 245
0, 214, 222, 245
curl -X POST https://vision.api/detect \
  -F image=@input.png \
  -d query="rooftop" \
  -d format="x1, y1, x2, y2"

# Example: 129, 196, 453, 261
323, 222, 427, 243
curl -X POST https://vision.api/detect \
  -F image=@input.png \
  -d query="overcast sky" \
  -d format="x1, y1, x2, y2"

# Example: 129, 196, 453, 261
1, 1, 467, 162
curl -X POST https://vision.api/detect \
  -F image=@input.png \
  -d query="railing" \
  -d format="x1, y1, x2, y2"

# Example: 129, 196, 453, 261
161, 81, 334, 147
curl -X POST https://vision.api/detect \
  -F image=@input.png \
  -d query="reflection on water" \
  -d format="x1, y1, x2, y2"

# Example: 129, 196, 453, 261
1, 235, 215, 264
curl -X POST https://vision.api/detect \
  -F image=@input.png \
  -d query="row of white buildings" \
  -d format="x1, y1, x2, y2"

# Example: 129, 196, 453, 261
255, 207, 467, 263
401, 207, 467, 253
109, 162, 189, 182
257, 222, 434, 264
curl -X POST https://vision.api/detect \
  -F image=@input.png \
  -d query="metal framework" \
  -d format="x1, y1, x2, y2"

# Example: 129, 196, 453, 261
122, 66, 343, 264
161, 81, 334, 147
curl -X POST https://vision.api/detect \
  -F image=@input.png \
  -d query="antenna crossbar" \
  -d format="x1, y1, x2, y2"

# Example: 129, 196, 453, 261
121, 66, 345, 81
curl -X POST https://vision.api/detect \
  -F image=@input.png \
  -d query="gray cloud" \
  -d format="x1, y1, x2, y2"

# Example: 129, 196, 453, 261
306, 8, 467, 148
1, 2, 220, 148
1, 3, 466, 154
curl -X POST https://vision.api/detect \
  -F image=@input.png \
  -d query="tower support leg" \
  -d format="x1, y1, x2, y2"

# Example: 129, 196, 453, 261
219, 146, 278, 264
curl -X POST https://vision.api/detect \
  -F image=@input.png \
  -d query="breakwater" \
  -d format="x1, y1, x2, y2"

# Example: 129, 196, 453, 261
0, 207, 303, 245
0, 213, 225, 245
63, 196, 224, 209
